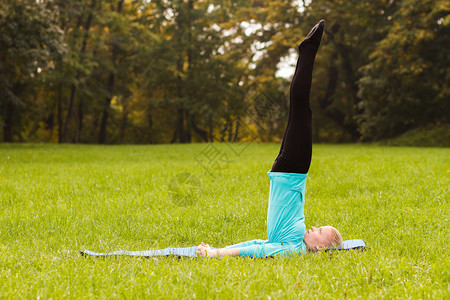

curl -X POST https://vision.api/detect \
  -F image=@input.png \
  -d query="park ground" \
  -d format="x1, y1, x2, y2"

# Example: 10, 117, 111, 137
0, 143, 448, 298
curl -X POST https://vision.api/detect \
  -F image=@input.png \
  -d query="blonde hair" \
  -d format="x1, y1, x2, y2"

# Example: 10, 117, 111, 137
327, 227, 343, 249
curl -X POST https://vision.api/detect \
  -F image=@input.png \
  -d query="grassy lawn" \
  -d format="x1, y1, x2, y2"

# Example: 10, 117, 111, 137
0, 143, 448, 298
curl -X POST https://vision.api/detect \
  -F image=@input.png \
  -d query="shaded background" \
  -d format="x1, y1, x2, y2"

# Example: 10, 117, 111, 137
1, 0, 448, 145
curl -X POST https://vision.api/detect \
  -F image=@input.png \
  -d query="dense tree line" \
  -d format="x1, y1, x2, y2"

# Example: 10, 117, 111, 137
1, 0, 448, 144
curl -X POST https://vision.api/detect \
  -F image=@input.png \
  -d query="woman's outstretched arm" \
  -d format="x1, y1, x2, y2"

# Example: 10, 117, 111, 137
196, 242, 240, 257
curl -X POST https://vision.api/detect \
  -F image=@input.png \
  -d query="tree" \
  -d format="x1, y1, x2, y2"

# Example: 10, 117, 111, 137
0, 0, 65, 142
98, 0, 124, 144
358, 0, 450, 140
3, 0, 446, 144
137, 0, 254, 143
60, 0, 98, 143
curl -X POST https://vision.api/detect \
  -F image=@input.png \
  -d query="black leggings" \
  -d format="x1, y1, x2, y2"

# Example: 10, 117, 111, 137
271, 20, 325, 174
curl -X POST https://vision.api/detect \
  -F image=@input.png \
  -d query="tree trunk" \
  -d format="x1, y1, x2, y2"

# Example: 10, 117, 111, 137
57, 82, 63, 143
63, 84, 76, 142
322, 28, 361, 141
119, 101, 128, 143
171, 0, 193, 143
147, 109, 153, 144
170, 127, 177, 144
228, 119, 233, 143
98, 73, 115, 144
191, 115, 208, 142
177, 108, 187, 143
185, 0, 194, 143
220, 116, 230, 142
75, 98, 83, 143
185, 110, 192, 143
318, 64, 360, 141
62, 0, 96, 143
209, 116, 214, 142
45, 113, 54, 131
233, 116, 240, 142
98, 0, 124, 144
336, 41, 359, 101
3, 102, 14, 142
92, 111, 100, 137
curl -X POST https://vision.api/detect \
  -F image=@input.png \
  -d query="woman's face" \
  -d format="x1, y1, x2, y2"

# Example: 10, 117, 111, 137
303, 225, 335, 250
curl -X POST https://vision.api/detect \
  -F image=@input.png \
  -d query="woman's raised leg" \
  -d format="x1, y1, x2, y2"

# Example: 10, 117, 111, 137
271, 20, 325, 174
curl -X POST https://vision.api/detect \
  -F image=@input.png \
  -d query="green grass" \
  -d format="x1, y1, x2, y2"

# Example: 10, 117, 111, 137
0, 143, 449, 299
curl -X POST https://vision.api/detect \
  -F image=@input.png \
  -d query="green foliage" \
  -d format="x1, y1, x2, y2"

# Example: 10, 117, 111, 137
0, 0, 64, 105
0, 0, 448, 144
381, 124, 450, 147
0, 0, 65, 141
358, 0, 450, 140
0, 144, 448, 297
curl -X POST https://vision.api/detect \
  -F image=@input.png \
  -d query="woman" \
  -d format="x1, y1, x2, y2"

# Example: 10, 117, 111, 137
196, 20, 343, 258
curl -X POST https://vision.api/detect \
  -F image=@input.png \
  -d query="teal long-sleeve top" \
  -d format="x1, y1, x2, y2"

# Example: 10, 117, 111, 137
225, 171, 308, 258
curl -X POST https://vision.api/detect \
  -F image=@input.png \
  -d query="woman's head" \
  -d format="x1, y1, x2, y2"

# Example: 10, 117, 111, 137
304, 226, 343, 251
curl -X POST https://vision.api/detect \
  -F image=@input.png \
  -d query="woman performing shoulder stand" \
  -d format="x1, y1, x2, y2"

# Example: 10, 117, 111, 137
196, 20, 343, 258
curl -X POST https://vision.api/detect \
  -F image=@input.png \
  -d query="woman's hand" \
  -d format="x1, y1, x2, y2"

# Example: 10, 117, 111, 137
196, 242, 216, 257
196, 242, 240, 257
